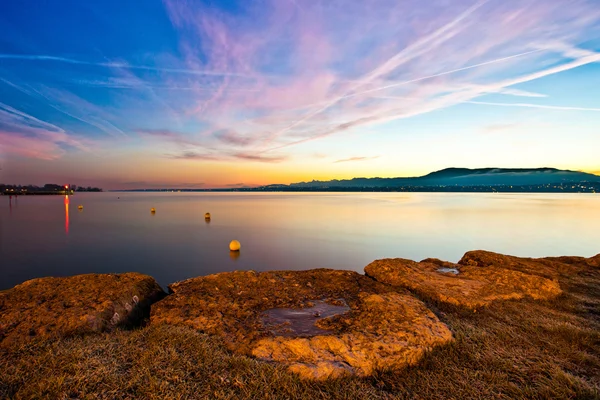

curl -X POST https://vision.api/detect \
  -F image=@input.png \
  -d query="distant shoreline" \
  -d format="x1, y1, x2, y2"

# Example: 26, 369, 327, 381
108, 185, 598, 193
2, 192, 71, 196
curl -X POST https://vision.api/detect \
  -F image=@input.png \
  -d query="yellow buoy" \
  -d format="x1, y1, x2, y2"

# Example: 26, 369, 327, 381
204, 212, 211, 219
150, 208, 156, 213
78, 205, 83, 210
229, 240, 241, 251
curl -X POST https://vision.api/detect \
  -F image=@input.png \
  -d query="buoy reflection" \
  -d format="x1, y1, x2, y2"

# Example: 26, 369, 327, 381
64, 195, 69, 235
229, 250, 240, 261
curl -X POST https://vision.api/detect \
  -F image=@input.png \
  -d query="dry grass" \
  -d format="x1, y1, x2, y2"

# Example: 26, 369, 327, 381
1, 269, 599, 400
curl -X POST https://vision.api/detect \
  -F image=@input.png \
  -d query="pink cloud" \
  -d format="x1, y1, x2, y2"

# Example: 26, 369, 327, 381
334, 156, 380, 163
4, 0, 597, 170
136, 128, 199, 146
158, 0, 600, 160
0, 131, 66, 160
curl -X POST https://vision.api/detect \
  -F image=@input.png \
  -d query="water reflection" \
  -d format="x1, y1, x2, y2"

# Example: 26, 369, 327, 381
64, 195, 69, 235
229, 250, 240, 261
261, 300, 350, 337
1, 192, 600, 292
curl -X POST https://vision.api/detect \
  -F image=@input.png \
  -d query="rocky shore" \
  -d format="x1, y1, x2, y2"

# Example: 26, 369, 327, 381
1, 250, 598, 385
0, 273, 165, 347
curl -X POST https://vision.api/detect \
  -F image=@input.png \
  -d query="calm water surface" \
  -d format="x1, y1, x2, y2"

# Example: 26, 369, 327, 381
1, 192, 599, 290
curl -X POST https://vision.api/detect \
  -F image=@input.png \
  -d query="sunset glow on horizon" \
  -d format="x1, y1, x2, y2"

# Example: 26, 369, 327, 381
1, 0, 600, 189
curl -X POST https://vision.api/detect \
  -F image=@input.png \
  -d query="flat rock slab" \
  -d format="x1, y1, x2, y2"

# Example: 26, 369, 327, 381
0, 273, 165, 347
151, 269, 452, 380
365, 255, 563, 309
460, 250, 600, 279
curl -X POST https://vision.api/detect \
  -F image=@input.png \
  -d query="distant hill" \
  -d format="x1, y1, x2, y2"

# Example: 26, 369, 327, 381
260, 168, 600, 190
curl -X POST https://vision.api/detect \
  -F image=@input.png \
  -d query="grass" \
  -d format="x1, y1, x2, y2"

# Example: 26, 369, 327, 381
1, 270, 599, 399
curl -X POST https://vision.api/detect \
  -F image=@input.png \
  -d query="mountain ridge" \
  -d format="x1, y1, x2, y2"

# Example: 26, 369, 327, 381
260, 167, 600, 190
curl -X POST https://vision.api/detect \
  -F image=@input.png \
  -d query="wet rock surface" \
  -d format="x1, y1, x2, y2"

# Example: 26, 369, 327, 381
150, 269, 452, 379
261, 300, 350, 337
0, 273, 165, 347
365, 253, 563, 309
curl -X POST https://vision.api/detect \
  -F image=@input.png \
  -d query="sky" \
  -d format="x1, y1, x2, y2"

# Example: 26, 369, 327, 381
1, 0, 600, 189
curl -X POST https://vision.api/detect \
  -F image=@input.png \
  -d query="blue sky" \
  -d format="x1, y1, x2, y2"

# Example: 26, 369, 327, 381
1, 0, 599, 188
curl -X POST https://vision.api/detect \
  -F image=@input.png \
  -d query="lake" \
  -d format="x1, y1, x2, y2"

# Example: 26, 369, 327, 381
1, 192, 599, 290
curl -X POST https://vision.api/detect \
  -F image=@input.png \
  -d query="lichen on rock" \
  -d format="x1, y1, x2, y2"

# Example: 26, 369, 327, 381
0, 273, 165, 347
459, 250, 600, 279
365, 253, 563, 309
150, 269, 452, 380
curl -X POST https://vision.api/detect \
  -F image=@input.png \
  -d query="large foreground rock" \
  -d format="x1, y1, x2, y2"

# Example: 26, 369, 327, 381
0, 273, 165, 347
365, 254, 562, 309
151, 269, 452, 379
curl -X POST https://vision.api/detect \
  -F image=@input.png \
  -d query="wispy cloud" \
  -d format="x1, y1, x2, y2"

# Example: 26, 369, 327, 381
168, 151, 220, 161
214, 129, 257, 147
160, 0, 600, 156
1, 0, 599, 167
168, 150, 287, 163
1, 79, 126, 138
334, 156, 380, 163
0, 102, 90, 159
136, 129, 199, 146
232, 153, 288, 163
0, 54, 250, 77
466, 100, 600, 112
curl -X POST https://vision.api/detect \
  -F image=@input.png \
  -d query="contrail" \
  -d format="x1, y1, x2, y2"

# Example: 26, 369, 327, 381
261, 50, 600, 153
0, 54, 251, 77
0, 101, 65, 133
257, 49, 542, 153
466, 100, 600, 112
347, 49, 543, 98
260, 0, 489, 146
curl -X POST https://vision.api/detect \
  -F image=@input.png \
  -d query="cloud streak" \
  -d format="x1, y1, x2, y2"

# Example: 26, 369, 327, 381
167, 150, 287, 163
466, 100, 600, 112
159, 0, 600, 157
1, 0, 599, 170
0, 54, 251, 77
334, 156, 380, 163
0, 102, 90, 159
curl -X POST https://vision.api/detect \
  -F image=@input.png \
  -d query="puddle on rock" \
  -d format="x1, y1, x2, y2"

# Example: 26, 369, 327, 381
437, 267, 460, 275
261, 300, 350, 337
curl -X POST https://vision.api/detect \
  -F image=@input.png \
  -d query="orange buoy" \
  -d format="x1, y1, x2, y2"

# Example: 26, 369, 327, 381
229, 240, 241, 251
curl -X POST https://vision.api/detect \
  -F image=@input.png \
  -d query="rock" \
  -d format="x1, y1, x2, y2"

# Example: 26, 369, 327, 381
459, 250, 600, 279
365, 255, 562, 309
0, 273, 165, 347
151, 269, 452, 379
